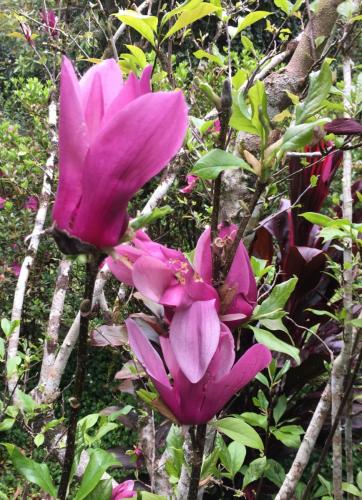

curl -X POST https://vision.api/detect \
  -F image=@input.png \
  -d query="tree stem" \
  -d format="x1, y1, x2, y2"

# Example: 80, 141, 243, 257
187, 424, 207, 500
57, 255, 100, 500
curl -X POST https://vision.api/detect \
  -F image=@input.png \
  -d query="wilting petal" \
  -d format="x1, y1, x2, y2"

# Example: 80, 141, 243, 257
70, 90, 188, 247
325, 118, 362, 136
52, 57, 89, 231
133, 256, 176, 303
170, 300, 220, 383
80, 59, 123, 112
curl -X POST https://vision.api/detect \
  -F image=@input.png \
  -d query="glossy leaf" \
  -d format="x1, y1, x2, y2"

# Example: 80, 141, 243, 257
192, 148, 252, 179
74, 448, 120, 500
233, 11, 271, 37
1, 443, 56, 496
84, 479, 113, 500
131, 206, 174, 230
253, 278, 298, 319
250, 326, 300, 364
278, 119, 329, 157
114, 11, 158, 46
215, 417, 264, 450
242, 456, 267, 488
164, 3, 219, 39
296, 62, 332, 124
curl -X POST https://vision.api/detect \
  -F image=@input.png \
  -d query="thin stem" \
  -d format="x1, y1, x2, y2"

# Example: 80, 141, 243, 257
57, 255, 100, 500
187, 424, 207, 500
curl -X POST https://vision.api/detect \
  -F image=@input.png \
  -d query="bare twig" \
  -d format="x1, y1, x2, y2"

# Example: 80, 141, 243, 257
7, 100, 57, 397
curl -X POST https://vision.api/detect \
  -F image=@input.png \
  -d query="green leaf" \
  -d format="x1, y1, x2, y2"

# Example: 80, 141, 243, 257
1, 443, 56, 496
34, 433, 44, 447
193, 49, 224, 66
161, 0, 203, 26
0, 418, 15, 431
248, 80, 269, 144
342, 482, 362, 497
249, 326, 300, 364
250, 326, 300, 364
1, 318, 19, 338
191, 149, 253, 179
131, 206, 174, 230
273, 395, 287, 424
74, 449, 120, 500
125, 44, 147, 67
278, 119, 330, 157
296, 61, 332, 124
253, 278, 298, 319
164, 3, 219, 40
232, 69, 248, 89
234, 11, 271, 37
15, 389, 38, 413
227, 441, 246, 478
242, 456, 267, 488
0, 338, 5, 360
299, 212, 333, 226
271, 425, 304, 448
201, 448, 219, 479
114, 11, 158, 46
356, 471, 362, 491
274, 0, 292, 14
214, 417, 264, 450
240, 412, 268, 429
264, 459, 286, 487
241, 35, 255, 54
84, 479, 113, 500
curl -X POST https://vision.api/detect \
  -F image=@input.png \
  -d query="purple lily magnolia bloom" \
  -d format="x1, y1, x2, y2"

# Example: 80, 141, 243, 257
40, 9, 58, 37
180, 174, 198, 194
0, 197, 6, 209
24, 196, 39, 211
111, 480, 135, 499
126, 300, 271, 424
52, 57, 188, 250
20, 23, 34, 47
108, 224, 257, 326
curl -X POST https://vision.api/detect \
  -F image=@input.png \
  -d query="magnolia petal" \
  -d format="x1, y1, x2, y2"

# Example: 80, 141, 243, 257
133, 256, 175, 303
217, 344, 271, 403
126, 318, 171, 388
80, 59, 123, 111
103, 66, 152, 124
83, 72, 104, 141
170, 300, 220, 383
52, 57, 88, 231
194, 226, 212, 284
70, 90, 188, 247
107, 245, 145, 285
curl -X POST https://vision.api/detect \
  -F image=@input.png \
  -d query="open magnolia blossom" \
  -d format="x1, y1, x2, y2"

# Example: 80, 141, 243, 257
111, 480, 135, 499
127, 300, 271, 425
107, 224, 257, 327
52, 57, 188, 251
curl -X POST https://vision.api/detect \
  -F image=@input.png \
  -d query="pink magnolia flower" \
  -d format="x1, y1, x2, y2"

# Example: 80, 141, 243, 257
111, 480, 135, 499
24, 196, 39, 211
108, 225, 257, 327
212, 118, 221, 133
180, 174, 198, 194
19, 23, 34, 47
0, 197, 6, 209
40, 9, 58, 37
52, 58, 188, 251
127, 300, 271, 424
11, 262, 21, 277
